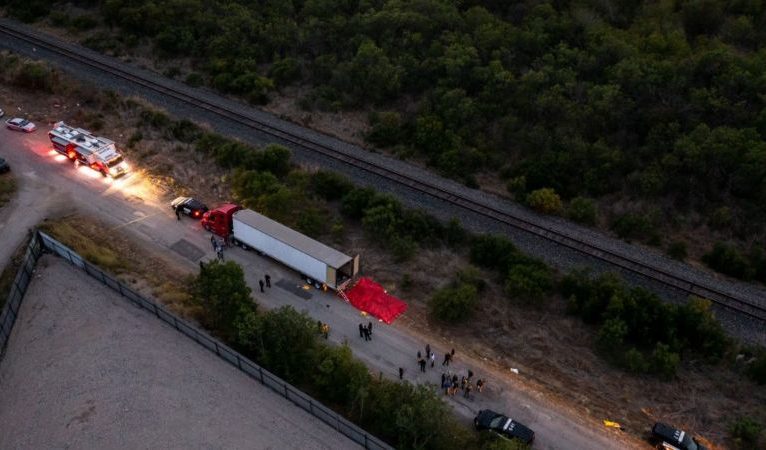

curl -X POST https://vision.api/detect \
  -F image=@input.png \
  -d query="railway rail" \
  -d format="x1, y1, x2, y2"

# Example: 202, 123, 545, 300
1, 22, 764, 323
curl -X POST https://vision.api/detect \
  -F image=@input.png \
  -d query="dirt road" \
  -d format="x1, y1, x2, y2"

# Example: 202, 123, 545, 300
0, 128, 643, 449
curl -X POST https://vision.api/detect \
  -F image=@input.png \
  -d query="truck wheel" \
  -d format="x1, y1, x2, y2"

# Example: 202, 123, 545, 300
240, 242, 248, 250
305, 277, 314, 286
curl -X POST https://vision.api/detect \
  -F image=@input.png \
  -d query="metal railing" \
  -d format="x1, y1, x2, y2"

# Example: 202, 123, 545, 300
0, 234, 44, 353
2, 231, 391, 450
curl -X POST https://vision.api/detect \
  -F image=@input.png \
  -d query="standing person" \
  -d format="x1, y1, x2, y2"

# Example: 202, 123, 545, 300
368, 321, 373, 336
441, 373, 446, 386
210, 235, 216, 250
217, 247, 224, 261
451, 348, 455, 359
399, 367, 404, 380
359, 323, 365, 338
460, 376, 467, 391
467, 369, 474, 380
425, 344, 431, 360
259, 279, 265, 293
265, 274, 271, 288
476, 379, 484, 393
430, 352, 435, 368
442, 353, 450, 366
464, 382, 473, 399
417, 350, 422, 360
418, 357, 426, 373
175, 206, 181, 220
364, 326, 371, 341
321, 322, 330, 339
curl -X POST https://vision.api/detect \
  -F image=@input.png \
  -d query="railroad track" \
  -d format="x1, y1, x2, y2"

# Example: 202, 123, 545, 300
1, 22, 764, 323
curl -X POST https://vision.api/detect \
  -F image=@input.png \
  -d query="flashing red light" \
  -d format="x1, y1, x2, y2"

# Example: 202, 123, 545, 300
193, 211, 200, 217
67, 151, 76, 159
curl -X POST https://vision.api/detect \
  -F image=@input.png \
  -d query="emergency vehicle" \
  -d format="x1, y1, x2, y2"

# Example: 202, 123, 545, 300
48, 122, 130, 177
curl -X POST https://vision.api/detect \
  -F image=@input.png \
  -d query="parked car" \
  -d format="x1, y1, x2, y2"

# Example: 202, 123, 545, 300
474, 409, 535, 445
651, 422, 708, 450
6, 117, 36, 132
0, 157, 9, 174
171, 196, 208, 219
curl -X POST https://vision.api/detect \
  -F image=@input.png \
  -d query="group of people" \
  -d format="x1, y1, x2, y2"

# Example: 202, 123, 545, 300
413, 345, 455, 373
358, 321, 374, 341
442, 370, 485, 399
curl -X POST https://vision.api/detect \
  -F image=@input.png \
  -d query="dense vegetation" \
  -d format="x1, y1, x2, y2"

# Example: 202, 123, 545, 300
4, 0, 766, 281
193, 260, 519, 450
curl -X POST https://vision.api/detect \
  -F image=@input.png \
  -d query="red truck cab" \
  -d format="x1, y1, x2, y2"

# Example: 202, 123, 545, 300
201, 204, 242, 237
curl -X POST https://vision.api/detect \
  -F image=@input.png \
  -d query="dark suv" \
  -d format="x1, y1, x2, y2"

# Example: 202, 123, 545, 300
474, 409, 535, 445
651, 422, 708, 450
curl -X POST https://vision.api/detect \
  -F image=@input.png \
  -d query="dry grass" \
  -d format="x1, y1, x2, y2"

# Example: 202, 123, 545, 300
38, 215, 199, 318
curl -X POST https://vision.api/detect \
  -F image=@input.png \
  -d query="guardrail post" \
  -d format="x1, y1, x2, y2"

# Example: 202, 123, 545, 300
214, 342, 220, 356
258, 367, 264, 383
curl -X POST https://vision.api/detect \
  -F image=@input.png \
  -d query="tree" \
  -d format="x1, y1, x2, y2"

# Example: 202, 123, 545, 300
702, 242, 752, 280
252, 306, 319, 384
526, 188, 562, 214
314, 344, 371, 408
193, 260, 255, 340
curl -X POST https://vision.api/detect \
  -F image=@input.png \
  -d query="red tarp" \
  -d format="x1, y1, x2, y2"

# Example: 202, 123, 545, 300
344, 277, 408, 324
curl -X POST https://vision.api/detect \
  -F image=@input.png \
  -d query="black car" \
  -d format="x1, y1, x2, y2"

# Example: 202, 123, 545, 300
171, 196, 208, 219
474, 409, 535, 445
651, 422, 708, 450
0, 157, 9, 174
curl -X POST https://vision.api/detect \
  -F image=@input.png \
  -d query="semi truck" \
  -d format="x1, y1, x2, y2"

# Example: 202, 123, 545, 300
201, 204, 359, 291
48, 122, 130, 177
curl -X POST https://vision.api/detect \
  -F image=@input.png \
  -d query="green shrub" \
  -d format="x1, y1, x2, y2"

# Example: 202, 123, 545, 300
650, 342, 680, 380
504, 263, 553, 303
702, 242, 751, 280
268, 57, 302, 87
596, 318, 628, 354
313, 344, 371, 409
428, 283, 478, 323
70, 15, 99, 31
611, 212, 654, 240
14, 61, 57, 92
729, 417, 762, 449
185, 72, 204, 87
311, 171, 354, 201
469, 234, 519, 273
667, 241, 688, 260
444, 218, 467, 248
140, 109, 171, 128
367, 111, 404, 147
526, 188, 562, 214
623, 347, 650, 374
340, 187, 377, 219
567, 196, 597, 225
170, 119, 202, 143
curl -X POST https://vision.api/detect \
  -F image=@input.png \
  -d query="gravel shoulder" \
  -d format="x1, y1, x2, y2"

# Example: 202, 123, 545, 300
0, 255, 358, 450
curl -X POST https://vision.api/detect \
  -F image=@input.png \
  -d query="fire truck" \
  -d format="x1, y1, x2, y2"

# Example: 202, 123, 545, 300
48, 122, 130, 177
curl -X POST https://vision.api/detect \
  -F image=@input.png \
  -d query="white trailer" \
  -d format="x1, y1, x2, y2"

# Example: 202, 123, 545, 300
231, 209, 359, 290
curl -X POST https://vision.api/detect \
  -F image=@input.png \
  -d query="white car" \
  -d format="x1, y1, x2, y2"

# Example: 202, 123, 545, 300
6, 117, 36, 132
